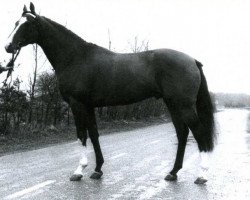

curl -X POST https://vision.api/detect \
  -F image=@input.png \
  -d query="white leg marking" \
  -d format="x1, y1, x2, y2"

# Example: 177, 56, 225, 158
198, 152, 210, 179
73, 140, 88, 175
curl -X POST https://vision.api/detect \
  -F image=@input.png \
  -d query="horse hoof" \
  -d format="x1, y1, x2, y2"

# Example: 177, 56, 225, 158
90, 171, 103, 179
194, 177, 207, 184
165, 174, 177, 181
70, 174, 83, 181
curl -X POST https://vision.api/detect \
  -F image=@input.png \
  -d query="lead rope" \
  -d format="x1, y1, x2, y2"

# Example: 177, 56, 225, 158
2, 49, 21, 86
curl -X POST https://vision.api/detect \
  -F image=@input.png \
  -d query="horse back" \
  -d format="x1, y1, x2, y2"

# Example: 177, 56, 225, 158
58, 48, 200, 107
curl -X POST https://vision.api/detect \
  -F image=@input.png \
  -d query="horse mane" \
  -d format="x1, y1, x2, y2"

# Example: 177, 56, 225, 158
40, 16, 112, 53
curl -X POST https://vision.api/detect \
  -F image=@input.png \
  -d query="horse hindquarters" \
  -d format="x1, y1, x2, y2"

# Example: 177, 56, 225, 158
179, 61, 215, 153
160, 60, 215, 184
164, 100, 212, 184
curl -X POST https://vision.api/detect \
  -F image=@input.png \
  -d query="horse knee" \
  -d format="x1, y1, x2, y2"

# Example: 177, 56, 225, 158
89, 133, 100, 145
77, 132, 87, 145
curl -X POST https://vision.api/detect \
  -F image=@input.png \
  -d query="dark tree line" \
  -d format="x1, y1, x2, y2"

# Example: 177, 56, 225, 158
0, 79, 28, 134
0, 71, 169, 135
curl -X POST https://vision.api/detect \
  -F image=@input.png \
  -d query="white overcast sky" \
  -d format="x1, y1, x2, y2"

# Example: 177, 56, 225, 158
0, 0, 249, 94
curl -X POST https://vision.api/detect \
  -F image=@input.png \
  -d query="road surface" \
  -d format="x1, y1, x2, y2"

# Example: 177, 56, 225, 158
0, 109, 249, 200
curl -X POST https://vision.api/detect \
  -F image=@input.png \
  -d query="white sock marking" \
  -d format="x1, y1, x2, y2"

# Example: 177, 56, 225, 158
73, 140, 88, 175
4, 180, 55, 200
198, 152, 211, 179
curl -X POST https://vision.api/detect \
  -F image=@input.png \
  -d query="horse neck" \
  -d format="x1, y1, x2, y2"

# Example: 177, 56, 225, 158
36, 17, 89, 73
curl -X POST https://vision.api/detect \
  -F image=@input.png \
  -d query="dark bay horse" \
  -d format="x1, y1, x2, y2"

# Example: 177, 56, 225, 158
5, 3, 215, 184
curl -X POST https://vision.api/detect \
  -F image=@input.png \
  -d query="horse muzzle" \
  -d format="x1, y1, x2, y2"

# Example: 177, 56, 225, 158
5, 43, 18, 54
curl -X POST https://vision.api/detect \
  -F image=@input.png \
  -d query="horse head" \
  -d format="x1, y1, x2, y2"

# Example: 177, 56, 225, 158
5, 2, 39, 54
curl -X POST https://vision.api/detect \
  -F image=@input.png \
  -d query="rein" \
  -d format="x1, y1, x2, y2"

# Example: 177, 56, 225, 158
2, 49, 21, 86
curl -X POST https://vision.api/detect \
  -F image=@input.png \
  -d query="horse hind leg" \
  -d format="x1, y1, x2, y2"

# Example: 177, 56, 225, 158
180, 106, 211, 184
164, 100, 189, 181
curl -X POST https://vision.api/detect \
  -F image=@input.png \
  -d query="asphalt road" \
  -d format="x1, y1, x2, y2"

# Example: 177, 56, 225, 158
0, 109, 249, 200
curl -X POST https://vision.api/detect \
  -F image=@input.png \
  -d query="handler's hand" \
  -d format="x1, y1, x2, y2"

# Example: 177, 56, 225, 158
0, 65, 12, 74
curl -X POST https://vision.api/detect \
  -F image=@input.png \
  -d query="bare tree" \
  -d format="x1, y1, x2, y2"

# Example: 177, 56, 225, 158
108, 29, 112, 51
27, 44, 38, 123
129, 36, 149, 53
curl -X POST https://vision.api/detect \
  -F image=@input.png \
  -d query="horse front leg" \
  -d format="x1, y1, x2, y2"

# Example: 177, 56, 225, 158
69, 99, 88, 181
86, 107, 104, 179
70, 138, 88, 181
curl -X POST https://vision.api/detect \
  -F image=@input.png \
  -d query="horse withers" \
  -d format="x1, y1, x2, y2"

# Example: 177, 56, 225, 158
5, 3, 216, 184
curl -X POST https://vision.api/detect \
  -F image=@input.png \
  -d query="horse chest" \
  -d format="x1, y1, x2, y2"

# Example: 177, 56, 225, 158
57, 72, 90, 102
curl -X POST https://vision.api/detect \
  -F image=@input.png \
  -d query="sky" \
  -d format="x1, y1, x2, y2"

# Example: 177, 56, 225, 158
0, 0, 249, 94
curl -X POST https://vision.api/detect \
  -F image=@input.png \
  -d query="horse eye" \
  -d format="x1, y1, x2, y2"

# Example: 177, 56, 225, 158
15, 21, 19, 27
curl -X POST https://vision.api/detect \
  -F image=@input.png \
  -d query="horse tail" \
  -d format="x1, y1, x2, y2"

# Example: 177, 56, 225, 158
195, 60, 215, 151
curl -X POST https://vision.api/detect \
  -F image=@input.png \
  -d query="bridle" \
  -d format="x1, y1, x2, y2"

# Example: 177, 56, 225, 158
3, 11, 36, 86
2, 49, 21, 86
7, 15, 22, 39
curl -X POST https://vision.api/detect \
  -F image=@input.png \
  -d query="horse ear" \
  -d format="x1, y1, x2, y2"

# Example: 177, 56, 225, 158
23, 5, 28, 13
30, 2, 36, 15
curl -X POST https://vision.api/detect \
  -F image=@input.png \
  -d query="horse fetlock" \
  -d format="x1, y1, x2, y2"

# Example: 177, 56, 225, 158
96, 158, 104, 169
98, 159, 104, 166
173, 165, 182, 172
73, 165, 83, 175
